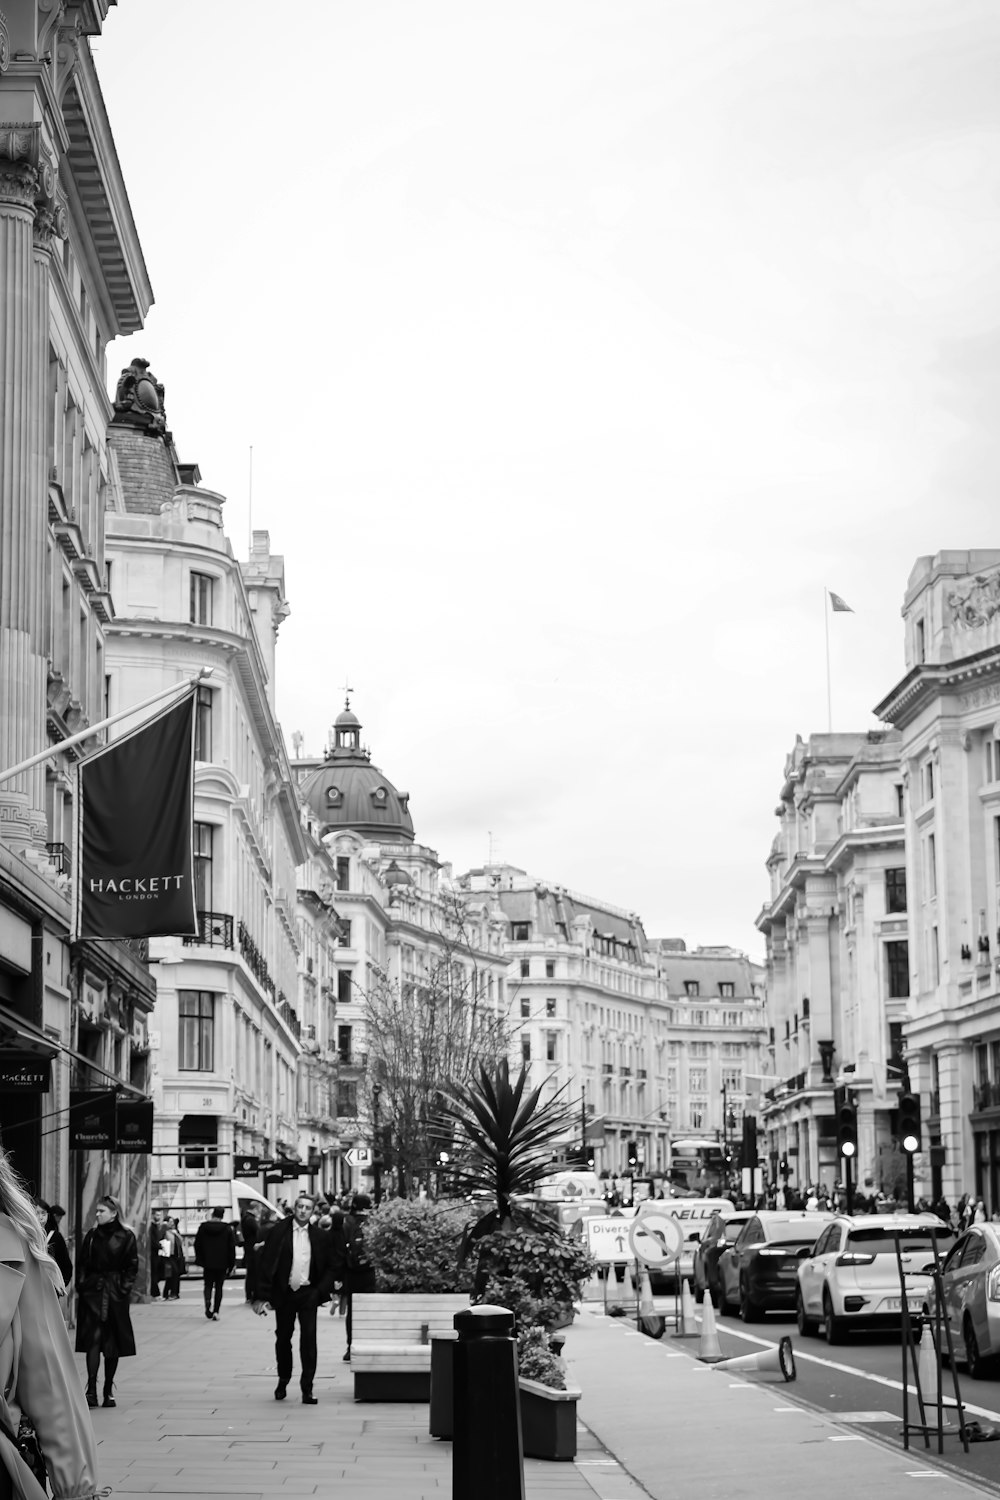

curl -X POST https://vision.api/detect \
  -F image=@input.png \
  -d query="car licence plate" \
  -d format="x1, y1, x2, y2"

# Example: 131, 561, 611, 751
884, 1297, 921, 1313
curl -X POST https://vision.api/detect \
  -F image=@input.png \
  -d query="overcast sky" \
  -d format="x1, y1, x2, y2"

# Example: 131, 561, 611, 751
95, 1, 1000, 959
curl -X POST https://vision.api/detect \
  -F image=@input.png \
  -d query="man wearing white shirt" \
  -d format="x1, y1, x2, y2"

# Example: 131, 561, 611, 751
253, 1193, 336, 1404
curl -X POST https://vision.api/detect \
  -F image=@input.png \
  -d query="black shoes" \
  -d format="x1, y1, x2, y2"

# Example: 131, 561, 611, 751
302, 1393, 318, 1405
85, 1387, 98, 1409
274, 1383, 287, 1401
102, 1393, 116, 1409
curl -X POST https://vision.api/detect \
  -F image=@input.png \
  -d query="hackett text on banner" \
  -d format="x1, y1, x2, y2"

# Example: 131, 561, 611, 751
74, 688, 198, 940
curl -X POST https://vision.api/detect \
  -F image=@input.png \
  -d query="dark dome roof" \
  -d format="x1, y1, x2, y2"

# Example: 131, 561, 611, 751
300, 701, 414, 843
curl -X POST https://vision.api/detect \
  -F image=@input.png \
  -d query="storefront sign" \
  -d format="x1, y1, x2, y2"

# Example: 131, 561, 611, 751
0, 1052, 51, 1092
69, 1089, 117, 1149
115, 1100, 154, 1153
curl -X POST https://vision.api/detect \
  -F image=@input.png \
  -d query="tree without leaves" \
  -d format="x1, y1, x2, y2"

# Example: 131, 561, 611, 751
358, 899, 513, 1197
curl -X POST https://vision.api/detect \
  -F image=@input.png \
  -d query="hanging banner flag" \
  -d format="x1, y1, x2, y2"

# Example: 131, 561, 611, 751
0, 1052, 52, 1093
115, 1099, 154, 1154
74, 688, 198, 941
69, 1089, 118, 1150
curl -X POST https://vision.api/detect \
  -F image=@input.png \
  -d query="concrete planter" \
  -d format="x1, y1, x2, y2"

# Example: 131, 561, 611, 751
429, 1337, 579, 1460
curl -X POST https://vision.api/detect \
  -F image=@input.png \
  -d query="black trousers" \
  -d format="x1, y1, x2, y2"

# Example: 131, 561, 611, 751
203, 1268, 226, 1313
274, 1288, 318, 1391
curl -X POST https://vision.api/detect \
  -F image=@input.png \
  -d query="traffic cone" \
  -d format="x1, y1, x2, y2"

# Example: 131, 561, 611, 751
711, 1336, 796, 1383
916, 1325, 947, 1420
605, 1265, 624, 1317
697, 1289, 724, 1363
638, 1264, 665, 1340
681, 1280, 698, 1335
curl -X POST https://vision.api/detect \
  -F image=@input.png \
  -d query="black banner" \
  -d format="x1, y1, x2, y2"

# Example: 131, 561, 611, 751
280, 1162, 302, 1180
115, 1099, 154, 1153
74, 689, 198, 940
69, 1090, 117, 1150
234, 1156, 261, 1179
0, 1052, 51, 1093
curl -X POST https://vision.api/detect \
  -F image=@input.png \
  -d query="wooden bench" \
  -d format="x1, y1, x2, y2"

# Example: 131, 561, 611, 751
351, 1293, 470, 1402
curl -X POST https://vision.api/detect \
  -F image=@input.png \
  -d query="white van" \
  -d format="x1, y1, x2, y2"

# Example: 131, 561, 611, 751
644, 1197, 736, 1292
150, 1177, 276, 1273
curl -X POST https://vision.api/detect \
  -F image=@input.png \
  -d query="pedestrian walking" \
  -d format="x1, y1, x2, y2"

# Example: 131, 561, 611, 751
76, 1194, 139, 1410
241, 1202, 261, 1302
341, 1193, 377, 1363
0, 1145, 101, 1500
34, 1198, 73, 1288
194, 1205, 237, 1319
148, 1206, 167, 1298
161, 1217, 186, 1299
252, 1192, 336, 1404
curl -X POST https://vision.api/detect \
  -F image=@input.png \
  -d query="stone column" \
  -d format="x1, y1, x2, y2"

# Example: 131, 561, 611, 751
0, 126, 51, 851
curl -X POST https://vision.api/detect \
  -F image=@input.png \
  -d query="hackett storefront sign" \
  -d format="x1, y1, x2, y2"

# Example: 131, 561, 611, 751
0, 1052, 52, 1092
73, 689, 198, 941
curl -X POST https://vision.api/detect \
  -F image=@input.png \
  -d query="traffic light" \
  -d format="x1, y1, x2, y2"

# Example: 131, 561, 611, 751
899, 1091, 922, 1154
779, 1155, 789, 1178
586, 1149, 595, 1170
627, 1140, 638, 1169
836, 1090, 858, 1158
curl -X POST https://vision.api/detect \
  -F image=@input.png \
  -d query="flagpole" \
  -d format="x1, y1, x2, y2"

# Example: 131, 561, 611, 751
0, 670, 212, 788
824, 588, 832, 732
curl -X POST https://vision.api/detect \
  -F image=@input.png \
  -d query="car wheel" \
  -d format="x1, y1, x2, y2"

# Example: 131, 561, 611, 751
964, 1317, 993, 1380
739, 1279, 760, 1323
796, 1290, 817, 1337
823, 1291, 844, 1345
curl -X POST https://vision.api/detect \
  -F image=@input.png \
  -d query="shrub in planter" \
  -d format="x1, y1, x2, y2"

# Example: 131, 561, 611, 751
475, 1224, 595, 1320
364, 1198, 475, 1294
516, 1324, 566, 1390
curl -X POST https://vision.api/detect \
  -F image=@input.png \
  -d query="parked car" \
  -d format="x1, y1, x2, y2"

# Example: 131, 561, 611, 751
718, 1211, 835, 1321
933, 1224, 1000, 1378
692, 1210, 755, 1305
796, 1214, 954, 1343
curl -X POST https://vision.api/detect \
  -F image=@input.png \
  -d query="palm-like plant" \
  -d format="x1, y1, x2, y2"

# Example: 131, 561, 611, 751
438, 1059, 578, 1254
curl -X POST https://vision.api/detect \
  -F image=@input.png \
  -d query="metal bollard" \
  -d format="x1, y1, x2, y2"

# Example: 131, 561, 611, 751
452, 1304, 525, 1500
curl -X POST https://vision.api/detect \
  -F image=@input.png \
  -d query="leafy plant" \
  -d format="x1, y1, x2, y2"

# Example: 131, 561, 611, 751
516, 1324, 566, 1390
363, 1198, 475, 1294
437, 1060, 580, 1253
476, 1224, 594, 1314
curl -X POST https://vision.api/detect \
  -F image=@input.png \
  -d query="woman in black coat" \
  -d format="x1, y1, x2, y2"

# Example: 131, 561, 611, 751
75, 1194, 138, 1408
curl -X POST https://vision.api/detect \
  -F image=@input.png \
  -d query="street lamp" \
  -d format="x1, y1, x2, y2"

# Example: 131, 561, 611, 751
372, 1083, 382, 1207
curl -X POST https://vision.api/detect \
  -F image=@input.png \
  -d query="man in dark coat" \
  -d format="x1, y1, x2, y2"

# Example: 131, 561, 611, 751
241, 1202, 262, 1301
194, 1206, 237, 1320
252, 1192, 336, 1404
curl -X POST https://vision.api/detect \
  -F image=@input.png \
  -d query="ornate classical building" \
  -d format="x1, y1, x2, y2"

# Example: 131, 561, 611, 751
104, 373, 345, 1212
293, 701, 510, 1196
648, 941, 766, 1159
756, 732, 908, 1196
876, 551, 1000, 1208
0, 2, 155, 1239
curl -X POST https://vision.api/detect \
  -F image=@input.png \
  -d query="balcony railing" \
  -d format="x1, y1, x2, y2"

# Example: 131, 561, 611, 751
974, 1081, 1000, 1111
183, 910, 234, 950
46, 841, 70, 875
238, 919, 275, 996
277, 996, 301, 1040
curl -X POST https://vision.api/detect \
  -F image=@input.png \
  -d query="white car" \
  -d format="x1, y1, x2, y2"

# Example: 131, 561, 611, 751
796, 1213, 954, 1343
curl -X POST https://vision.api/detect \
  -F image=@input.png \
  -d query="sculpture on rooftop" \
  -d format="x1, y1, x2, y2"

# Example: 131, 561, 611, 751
112, 358, 167, 436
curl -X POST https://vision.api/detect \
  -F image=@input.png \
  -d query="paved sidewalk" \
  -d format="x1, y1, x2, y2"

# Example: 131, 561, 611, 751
81, 1293, 600, 1499
79, 1293, 993, 1499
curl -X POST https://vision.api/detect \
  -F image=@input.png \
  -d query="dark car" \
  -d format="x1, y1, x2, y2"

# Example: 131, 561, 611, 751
933, 1224, 1000, 1378
717, 1211, 834, 1321
692, 1210, 755, 1305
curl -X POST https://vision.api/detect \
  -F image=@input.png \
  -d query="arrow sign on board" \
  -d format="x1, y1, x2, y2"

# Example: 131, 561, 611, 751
345, 1147, 372, 1167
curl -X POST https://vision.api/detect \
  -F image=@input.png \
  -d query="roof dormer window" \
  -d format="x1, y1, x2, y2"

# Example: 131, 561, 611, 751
326, 786, 341, 806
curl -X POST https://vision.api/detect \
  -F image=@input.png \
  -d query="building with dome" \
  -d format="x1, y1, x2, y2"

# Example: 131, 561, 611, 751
291, 702, 510, 1196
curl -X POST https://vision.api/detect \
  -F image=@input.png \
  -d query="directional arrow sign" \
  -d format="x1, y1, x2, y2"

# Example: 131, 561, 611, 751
345, 1147, 372, 1168
586, 1211, 637, 1262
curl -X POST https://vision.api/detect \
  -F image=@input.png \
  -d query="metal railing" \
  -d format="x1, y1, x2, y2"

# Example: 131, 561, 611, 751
183, 910, 234, 950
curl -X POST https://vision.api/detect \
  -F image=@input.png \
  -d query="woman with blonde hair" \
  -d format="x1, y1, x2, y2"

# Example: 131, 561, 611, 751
0, 1143, 101, 1499
75, 1194, 138, 1410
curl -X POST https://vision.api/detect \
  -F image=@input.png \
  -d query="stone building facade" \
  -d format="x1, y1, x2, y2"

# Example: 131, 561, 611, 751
756, 731, 909, 1197
0, 2, 156, 1243
876, 550, 1000, 1209
104, 384, 345, 1210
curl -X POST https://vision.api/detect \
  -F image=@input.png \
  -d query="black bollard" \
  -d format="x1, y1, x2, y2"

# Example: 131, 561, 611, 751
452, 1304, 525, 1500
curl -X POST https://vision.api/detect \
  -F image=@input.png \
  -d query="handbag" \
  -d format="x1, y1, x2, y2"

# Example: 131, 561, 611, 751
0, 1412, 47, 1494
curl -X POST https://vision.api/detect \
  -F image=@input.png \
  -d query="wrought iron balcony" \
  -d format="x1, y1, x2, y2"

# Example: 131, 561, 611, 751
46, 841, 70, 875
183, 910, 234, 949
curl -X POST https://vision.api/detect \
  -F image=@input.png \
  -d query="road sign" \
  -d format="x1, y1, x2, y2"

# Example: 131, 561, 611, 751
629, 1210, 684, 1267
345, 1146, 372, 1168
586, 1212, 637, 1262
